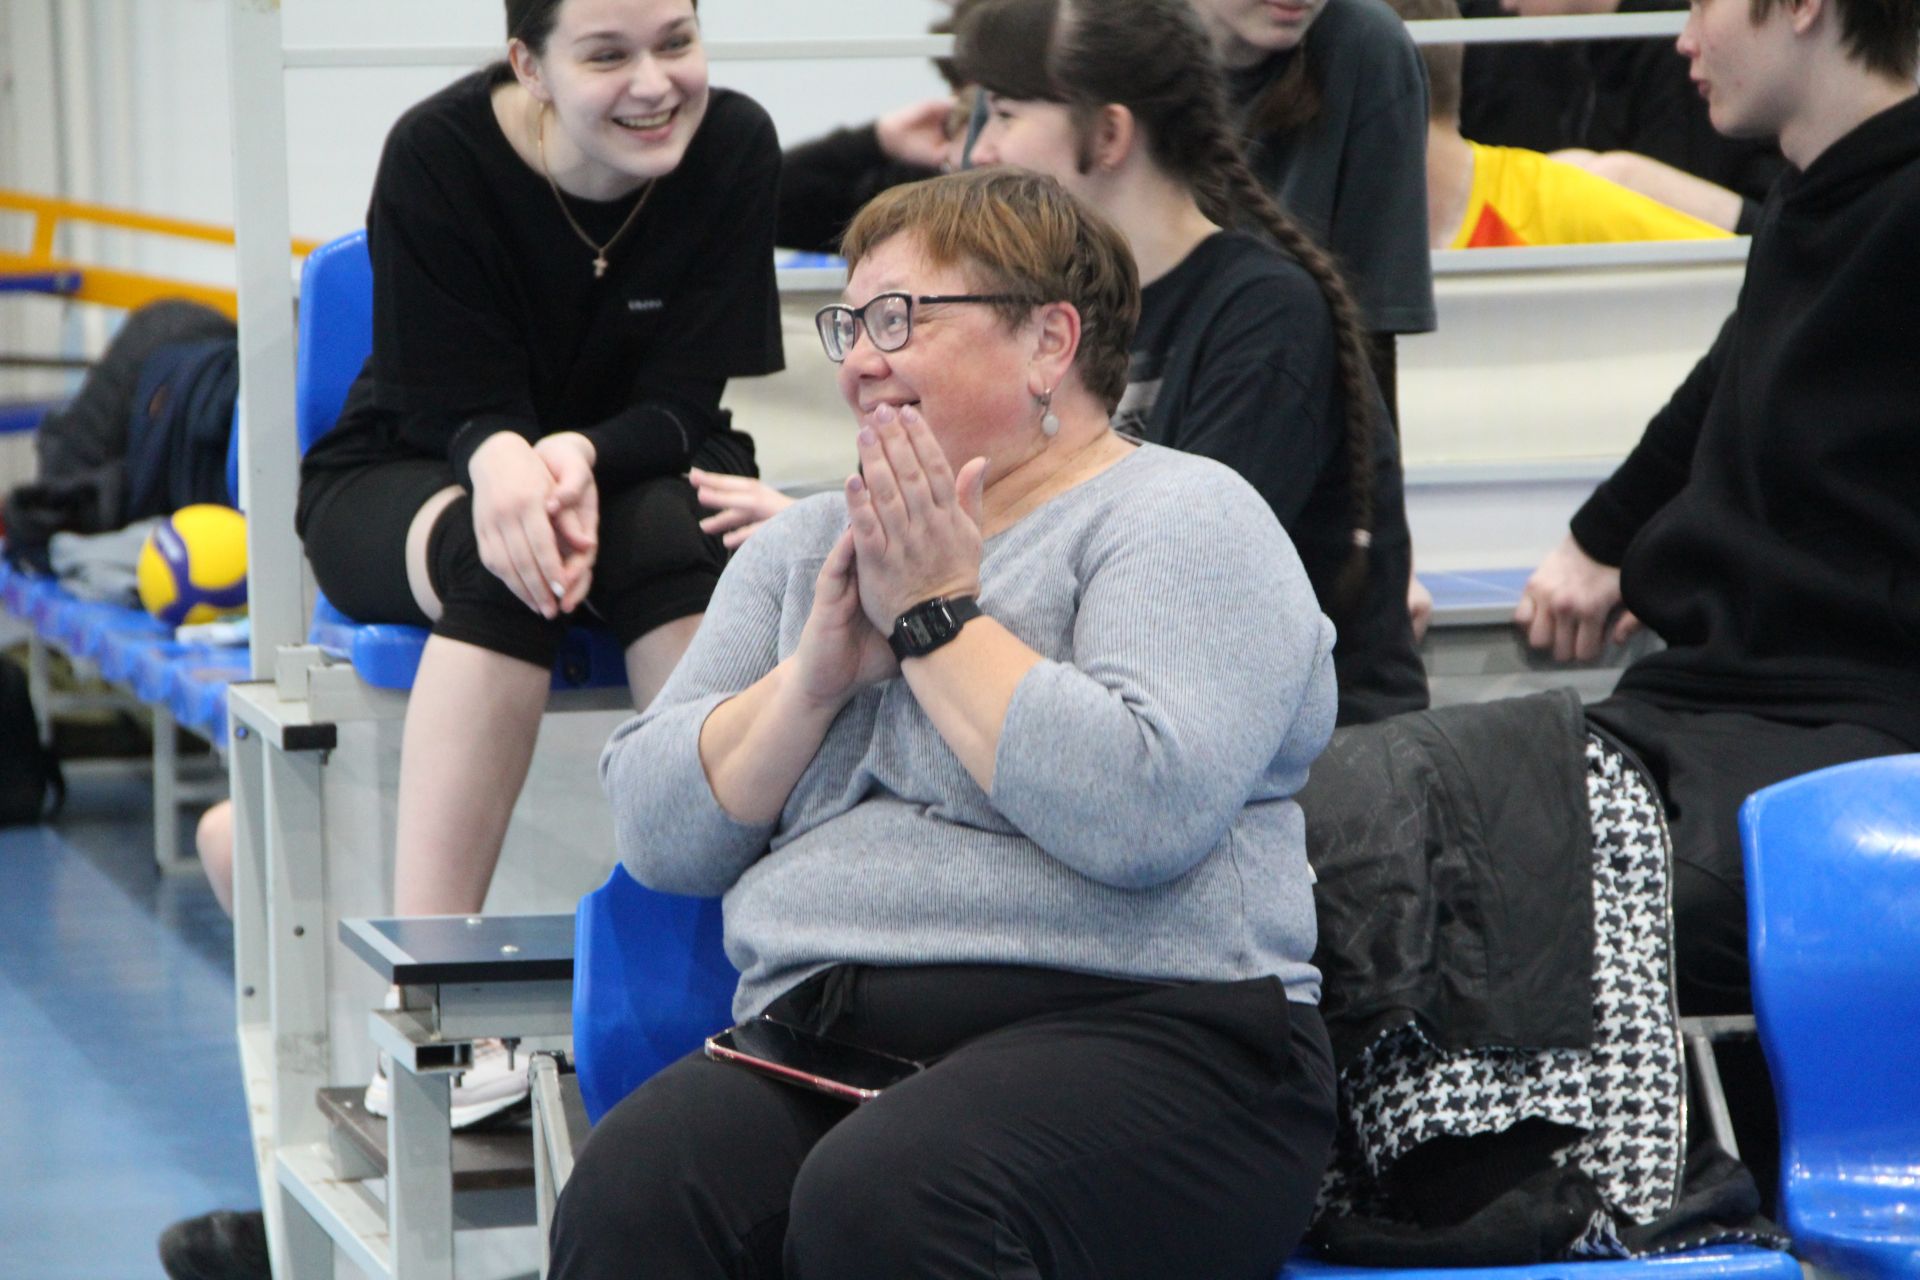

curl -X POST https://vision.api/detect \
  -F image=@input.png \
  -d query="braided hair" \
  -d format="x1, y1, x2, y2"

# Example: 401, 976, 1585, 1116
964, 0, 1379, 608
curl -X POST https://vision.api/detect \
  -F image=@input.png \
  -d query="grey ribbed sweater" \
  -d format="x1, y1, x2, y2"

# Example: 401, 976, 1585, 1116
601, 443, 1337, 1019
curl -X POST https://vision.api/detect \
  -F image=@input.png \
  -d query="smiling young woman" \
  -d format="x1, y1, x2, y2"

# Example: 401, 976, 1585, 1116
292, 0, 783, 1127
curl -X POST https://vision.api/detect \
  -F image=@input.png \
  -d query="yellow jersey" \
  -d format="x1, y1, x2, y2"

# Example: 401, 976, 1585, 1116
1452, 143, 1733, 249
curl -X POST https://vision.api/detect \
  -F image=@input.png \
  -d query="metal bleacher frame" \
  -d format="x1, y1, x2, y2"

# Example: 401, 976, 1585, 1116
221, 7, 1751, 1279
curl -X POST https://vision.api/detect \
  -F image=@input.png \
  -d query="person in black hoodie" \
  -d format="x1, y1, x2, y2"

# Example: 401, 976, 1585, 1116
1514, 0, 1920, 1187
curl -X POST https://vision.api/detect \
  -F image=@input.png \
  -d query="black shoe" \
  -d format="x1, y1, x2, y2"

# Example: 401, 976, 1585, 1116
158, 1209, 271, 1280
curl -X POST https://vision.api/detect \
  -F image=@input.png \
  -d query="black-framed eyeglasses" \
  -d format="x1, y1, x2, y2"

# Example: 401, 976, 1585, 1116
814, 291, 1029, 363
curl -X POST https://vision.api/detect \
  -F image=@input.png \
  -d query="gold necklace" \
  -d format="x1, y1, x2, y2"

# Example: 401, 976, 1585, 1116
536, 105, 655, 279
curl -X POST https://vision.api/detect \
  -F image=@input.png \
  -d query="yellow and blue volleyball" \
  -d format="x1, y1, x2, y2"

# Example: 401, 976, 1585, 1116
137, 503, 249, 627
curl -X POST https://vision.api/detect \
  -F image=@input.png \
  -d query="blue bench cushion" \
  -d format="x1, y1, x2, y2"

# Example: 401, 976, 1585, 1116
0, 553, 242, 744
0, 398, 67, 435
307, 593, 630, 693
1278, 1245, 1801, 1278
1421, 567, 1533, 613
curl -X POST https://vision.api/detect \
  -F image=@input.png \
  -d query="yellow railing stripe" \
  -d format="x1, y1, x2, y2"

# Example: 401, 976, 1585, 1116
0, 189, 320, 255
0, 189, 321, 316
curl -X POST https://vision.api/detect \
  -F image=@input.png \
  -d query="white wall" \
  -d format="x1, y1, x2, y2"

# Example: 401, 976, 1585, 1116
3, 0, 954, 282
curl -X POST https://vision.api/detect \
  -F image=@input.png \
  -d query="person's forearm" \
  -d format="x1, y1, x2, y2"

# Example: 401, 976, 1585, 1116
898, 617, 1042, 794
697, 658, 847, 825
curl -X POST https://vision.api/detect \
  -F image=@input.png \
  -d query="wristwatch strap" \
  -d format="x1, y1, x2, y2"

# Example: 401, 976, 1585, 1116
888, 595, 982, 661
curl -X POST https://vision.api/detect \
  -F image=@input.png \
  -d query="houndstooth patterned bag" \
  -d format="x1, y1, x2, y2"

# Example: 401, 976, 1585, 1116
1317, 734, 1686, 1254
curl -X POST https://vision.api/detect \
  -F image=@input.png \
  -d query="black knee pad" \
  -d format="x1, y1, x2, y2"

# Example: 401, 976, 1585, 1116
425, 495, 565, 670
590, 476, 726, 647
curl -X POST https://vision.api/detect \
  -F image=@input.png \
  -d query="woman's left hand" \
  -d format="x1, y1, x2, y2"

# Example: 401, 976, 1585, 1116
846, 403, 988, 634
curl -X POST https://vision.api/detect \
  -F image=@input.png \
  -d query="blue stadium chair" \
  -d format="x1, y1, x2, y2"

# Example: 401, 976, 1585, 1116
570, 864, 733, 1124
294, 230, 626, 691
1741, 753, 1920, 1279
293, 231, 373, 459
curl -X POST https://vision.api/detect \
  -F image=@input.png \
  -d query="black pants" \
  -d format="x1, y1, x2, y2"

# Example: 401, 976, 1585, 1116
1585, 695, 1909, 1016
1586, 694, 1909, 1207
549, 965, 1337, 1280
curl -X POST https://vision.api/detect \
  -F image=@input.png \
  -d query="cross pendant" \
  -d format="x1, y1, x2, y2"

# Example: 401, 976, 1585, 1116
593, 255, 609, 279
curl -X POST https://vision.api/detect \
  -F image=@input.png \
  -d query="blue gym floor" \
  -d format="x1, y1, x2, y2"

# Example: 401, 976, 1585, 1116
0, 772, 257, 1279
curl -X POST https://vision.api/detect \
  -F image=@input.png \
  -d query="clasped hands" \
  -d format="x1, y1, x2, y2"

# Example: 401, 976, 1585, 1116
467, 430, 599, 620
791, 404, 988, 709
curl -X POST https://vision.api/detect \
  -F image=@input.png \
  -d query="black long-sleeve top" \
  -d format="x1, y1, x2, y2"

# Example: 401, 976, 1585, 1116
776, 124, 936, 255
302, 71, 784, 494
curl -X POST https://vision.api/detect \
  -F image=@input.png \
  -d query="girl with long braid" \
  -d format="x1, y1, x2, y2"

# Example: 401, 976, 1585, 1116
960, 0, 1427, 724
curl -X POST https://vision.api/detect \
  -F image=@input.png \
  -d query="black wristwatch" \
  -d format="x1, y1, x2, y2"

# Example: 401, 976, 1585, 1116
888, 595, 982, 661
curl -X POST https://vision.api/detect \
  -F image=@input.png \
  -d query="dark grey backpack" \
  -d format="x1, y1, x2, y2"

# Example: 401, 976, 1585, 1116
2, 299, 234, 574
1, 654, 63, 827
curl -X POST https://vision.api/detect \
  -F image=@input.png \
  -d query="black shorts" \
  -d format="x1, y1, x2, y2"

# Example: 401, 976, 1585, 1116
297, 457, 726, 670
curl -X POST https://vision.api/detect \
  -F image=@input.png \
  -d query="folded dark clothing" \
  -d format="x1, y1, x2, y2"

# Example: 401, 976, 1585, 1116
1318, 1163, 1606, 1268
1302, 688, 1596, 1067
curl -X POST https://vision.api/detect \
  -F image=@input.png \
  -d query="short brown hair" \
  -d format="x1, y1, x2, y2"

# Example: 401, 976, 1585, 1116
1382, 0, 1463, 123
1749, 0, 1918, 79
840, 169, 1140, 411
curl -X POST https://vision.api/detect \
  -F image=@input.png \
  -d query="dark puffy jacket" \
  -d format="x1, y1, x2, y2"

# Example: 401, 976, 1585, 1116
1300, 687, 1595, 1067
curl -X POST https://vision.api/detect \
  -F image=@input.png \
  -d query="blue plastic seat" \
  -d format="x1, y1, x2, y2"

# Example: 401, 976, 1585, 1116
570, 864, 733, 1124
296, 230, 628, 692
293, 231, 374, 460
0, 397, 66, 435
1741, 753, 1920, 1279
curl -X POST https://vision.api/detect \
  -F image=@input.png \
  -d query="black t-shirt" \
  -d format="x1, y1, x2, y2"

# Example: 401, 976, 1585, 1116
1118, 231, 1428, 726
302, 71, 785, 494
1227, 0, 1436, 336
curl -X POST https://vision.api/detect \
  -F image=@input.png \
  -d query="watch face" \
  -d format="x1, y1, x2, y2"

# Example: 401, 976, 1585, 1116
902, 602, 956, 652
892, 596, 976, 659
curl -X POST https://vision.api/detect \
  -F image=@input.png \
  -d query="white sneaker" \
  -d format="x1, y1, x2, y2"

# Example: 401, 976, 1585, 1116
363, 1038, 530, 1129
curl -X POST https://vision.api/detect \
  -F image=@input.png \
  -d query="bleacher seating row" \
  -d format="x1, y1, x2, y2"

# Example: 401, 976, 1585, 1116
0, 397, 64, 435
0, 225, 1617, 893
0, 560, 246, 745
363, 754, 1920, 1279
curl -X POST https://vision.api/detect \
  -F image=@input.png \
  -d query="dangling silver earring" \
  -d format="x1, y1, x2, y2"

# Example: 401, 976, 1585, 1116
1037, 387, 1061, 438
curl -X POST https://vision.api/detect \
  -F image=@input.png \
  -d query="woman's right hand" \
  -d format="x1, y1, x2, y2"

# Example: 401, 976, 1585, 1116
467, 431, 567, 619
690, 468, 795, 549
790, 526, 897, 710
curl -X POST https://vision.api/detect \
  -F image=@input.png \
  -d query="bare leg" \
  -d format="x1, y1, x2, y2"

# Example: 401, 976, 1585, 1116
623, 613, 704, 711
197, 799, 236, 916
391, 486, 548, 917
393, 635, 550, 915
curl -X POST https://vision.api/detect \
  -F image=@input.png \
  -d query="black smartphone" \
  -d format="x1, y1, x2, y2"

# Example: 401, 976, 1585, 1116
704, 1016, 924, 1102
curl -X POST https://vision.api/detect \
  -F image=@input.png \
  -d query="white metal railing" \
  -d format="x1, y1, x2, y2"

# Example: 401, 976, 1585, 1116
281, 14, 1690, 68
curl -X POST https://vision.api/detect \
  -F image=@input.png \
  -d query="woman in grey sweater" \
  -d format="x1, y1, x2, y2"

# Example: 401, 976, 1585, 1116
550, 168, 1339, 1280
